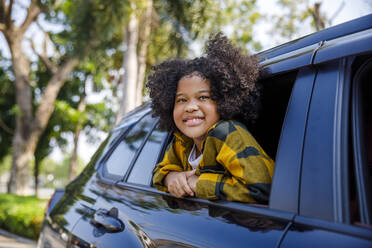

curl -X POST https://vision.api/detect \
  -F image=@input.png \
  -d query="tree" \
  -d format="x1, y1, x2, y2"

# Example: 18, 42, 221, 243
0, 0, 124, 194
117, 0, 263, 119
0, 52, 15, 162
269, 0, 336, 43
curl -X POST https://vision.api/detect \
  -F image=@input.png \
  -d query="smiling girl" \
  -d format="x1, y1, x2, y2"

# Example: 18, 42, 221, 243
147, 33, 275, 203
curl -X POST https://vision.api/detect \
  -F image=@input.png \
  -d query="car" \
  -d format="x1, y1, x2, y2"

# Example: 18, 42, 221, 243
37, 14, 372, 248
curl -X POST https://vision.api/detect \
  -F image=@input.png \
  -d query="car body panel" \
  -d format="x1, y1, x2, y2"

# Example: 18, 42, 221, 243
281, 216, 372, 248
258, 14, 372, 61
314, 28, 372, 65
71, 183, 291, 248
269, 67, 316, 213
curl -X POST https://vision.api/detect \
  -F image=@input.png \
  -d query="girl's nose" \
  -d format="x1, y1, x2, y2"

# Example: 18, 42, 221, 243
185, 100, 198, 112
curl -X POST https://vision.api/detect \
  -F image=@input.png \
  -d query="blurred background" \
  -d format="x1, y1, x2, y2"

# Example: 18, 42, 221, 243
0, 0, 371, 198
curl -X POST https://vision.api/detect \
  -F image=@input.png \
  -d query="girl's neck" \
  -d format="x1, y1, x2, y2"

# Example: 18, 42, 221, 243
193, 138, 204, 157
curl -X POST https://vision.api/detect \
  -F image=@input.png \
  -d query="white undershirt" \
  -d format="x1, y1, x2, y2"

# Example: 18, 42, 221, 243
188, 144, 202, 169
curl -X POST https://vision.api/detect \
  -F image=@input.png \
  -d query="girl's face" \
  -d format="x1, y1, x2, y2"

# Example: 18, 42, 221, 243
173, 75, 220, 146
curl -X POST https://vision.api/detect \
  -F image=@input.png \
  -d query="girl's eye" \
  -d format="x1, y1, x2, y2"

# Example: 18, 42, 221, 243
200, 95, 210, 100
176, 98, 187, 103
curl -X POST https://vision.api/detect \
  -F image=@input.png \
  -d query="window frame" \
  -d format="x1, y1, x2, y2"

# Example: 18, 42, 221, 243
122, 120, 169, 185
351, 56, 372, 226
128, 70, 300, 210
97, 113, 156, 182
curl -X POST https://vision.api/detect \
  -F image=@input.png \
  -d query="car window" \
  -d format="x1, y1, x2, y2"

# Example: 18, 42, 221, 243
102, 114, 154, 179
350, 56, 372, 227
254, 71, 298, 159
127, 124, 168, 185
152, 70, 298, 205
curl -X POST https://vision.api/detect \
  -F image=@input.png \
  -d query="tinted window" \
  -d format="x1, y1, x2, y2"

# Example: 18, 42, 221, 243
127, 124, 168, 185
103, 114, 154, 177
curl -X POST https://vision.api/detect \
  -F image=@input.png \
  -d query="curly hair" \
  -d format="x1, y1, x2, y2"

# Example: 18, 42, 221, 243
146, 32, 261, 131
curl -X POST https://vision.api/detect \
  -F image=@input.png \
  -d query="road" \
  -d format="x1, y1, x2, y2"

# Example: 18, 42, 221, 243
0, 229, 36, 248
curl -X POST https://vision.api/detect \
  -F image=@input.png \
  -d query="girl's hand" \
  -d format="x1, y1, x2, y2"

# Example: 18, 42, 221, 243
165, 170, 196, 198
187, 174, 199, 193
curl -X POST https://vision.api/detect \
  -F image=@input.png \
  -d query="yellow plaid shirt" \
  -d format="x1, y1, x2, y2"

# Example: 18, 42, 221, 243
153, 120, 275, 203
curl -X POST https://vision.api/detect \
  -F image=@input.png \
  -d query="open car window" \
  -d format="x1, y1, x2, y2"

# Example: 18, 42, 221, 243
147, 70, 298, 207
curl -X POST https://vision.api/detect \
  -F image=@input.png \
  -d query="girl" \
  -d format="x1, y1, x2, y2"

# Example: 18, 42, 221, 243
147, 33, 274, 203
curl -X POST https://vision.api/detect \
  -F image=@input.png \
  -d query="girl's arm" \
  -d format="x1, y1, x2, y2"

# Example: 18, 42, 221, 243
153, 138, 193, 196
195, 121, 275, 203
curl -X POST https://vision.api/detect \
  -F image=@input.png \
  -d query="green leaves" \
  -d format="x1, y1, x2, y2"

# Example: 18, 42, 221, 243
0, 193, 47, 240
55, 100, 87, 125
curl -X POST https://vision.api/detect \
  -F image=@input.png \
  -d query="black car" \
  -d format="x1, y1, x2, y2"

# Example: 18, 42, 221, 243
37, 14, 372, 248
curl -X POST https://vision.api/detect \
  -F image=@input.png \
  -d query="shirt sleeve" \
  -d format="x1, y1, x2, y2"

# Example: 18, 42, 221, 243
152, 138, 185, 192
195, 121, 275, 203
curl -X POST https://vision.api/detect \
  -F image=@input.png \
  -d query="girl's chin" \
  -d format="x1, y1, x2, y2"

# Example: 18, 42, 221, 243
183, 130, 207, 141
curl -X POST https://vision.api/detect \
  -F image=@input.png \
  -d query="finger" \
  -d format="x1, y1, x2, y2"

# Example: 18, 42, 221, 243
185, 169, 196, 178
170, 187, 182, 198
182, 182, 194, 196
169, 183, 182, 198
180, 174, 194, 196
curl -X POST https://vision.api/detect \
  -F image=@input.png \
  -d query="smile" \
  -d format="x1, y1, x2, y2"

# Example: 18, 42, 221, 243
183, 117, 205, 126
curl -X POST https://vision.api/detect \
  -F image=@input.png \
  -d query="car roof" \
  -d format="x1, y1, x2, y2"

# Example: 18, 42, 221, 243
258, 14, 372, 61
113, 102, 152, 131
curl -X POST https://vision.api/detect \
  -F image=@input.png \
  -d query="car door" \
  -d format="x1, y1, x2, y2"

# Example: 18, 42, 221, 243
70, 115, 292, 247
89, 127, 292, 248
280, 57, 372, 247
69, 112, 157, 247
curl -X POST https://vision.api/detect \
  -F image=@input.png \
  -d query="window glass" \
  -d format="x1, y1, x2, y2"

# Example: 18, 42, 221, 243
127, 124, 168, 185
102, 129, 124, 154
104, 114, 154, 177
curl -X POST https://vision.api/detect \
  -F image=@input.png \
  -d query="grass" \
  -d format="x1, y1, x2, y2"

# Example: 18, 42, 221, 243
0, 193, 47, 240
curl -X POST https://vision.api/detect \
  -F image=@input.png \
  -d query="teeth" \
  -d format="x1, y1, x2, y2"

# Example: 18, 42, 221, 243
184, 118, 203, 125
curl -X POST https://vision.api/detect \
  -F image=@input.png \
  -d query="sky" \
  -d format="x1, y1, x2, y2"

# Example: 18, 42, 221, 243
255, 0, 372, 50
1, 0, 371, 163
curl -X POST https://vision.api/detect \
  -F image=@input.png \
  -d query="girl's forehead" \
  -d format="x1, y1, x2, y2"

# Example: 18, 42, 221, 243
181, 70, 205, 79
177, 75, 211, 92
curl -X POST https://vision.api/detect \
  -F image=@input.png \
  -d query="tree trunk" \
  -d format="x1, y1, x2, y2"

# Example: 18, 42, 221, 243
117, 0, 139, 123
5, 33, 79, 194
69, 86, 86, 181
312, 2, 325, 31
7, 37, 35, 195
34, 157, 40, 197
136, 0, 153, 107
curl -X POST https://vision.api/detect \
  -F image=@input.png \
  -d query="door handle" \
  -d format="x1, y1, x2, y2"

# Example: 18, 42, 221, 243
90, 207, 124, 233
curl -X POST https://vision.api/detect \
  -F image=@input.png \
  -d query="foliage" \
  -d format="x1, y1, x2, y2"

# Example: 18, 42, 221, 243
0, 53, 15, 161
268, 0, 328, 44
0, 155, 11, 176
0, 193, 47, 240
38, 156, 86, 188
44, 0, 127, 59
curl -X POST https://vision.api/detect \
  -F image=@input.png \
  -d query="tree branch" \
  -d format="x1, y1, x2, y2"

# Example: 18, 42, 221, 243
19, 0, 41, 36
33, 57, 79, 133
5, 0, 13, 28
0, 0, 5, 24
35, 20, 62, 58
29, 38, 58, 74
0, 118, 14, 134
